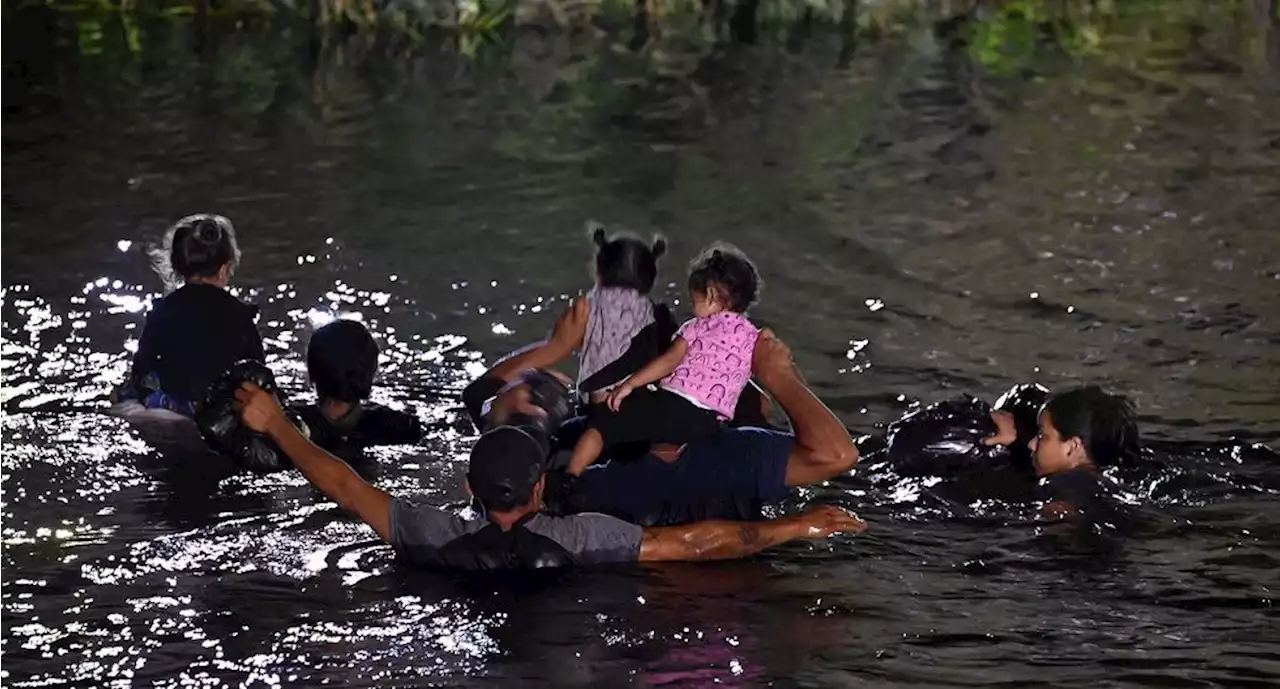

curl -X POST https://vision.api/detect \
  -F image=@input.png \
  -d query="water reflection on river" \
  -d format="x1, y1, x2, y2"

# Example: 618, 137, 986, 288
3, 2, 1279, 686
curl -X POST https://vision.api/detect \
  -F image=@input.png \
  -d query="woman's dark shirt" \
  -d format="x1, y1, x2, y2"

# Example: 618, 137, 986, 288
131, 284, 264, 404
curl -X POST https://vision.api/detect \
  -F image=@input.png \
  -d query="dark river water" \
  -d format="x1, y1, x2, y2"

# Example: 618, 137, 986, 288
4, 2, 1280, 686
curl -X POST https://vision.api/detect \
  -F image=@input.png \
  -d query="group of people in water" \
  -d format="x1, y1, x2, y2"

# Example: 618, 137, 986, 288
114, 213, 1142, 569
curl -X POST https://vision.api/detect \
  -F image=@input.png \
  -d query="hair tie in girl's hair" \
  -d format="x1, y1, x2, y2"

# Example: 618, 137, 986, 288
650, 235, 668, 259
195, 218, 222, 245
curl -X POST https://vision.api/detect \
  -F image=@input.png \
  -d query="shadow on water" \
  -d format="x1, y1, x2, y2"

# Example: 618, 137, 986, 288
4, 0, 1280, 685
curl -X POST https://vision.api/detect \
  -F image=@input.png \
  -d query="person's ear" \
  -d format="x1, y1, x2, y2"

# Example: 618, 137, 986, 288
1065, 436, 1087, 462
464, 476, 488, 513
532, 475, 546, 505
218, 262, 233, 283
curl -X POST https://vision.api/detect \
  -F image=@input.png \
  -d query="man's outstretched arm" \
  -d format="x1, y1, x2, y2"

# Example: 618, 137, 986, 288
236, 382, 394, 542
637, 506, 866, 562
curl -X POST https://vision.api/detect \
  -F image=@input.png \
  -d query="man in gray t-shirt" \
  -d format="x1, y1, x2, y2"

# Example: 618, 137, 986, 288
233, 384, 867, 570
391, 498, 645, 568
388, 426, 648, 568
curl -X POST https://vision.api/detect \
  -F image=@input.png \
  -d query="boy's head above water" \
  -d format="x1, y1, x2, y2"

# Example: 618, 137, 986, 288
155, 214, 240, 288
589, 224, 667, 294
687, 243, 761, 317
308, 319, 379, 404
1030, 385, 1140, 476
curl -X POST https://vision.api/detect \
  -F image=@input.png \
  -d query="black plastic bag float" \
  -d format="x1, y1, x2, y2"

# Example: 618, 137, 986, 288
197, 360, 308, 474
884, 383, 1049, 477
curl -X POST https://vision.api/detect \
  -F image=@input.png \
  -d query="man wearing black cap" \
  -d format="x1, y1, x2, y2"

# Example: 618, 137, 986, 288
233, 382, 867, 570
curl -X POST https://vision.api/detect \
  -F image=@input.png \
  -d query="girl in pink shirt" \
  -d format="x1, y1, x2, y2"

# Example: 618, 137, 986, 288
566, 243, 763, 476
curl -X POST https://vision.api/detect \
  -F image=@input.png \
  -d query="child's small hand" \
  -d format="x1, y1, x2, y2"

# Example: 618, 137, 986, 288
607, 384, 633, 412
981, 410, 1018, 447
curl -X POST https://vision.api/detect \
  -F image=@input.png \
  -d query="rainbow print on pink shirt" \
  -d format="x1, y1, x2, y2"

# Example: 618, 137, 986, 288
660, 312, 758, 419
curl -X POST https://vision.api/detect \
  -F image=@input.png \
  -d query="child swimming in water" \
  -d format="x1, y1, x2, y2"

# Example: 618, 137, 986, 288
1025, 386, 1141, 474
125, 214, 264, 417
1026, 386, 1140, 520
887, 383, 1140, 522
290, 318, 422, 463
565, 243, 763, 476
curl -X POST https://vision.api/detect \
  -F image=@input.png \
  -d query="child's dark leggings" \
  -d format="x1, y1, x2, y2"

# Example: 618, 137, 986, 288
587, 387, 721, 446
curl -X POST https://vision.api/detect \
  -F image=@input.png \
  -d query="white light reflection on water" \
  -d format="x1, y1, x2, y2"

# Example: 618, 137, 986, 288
3, 248, 499, 686
97, 292, 150, 315
228, 597, 505, 684
888, 476, 942, 504
80, 504, 381, 584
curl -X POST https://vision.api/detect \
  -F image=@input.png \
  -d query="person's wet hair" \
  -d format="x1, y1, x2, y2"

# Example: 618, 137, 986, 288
152, 214, 240, 289
590, 224, 666, 293
307, 319, 379, 403
687, 243, 761, 313
1043, 385, 1141, 467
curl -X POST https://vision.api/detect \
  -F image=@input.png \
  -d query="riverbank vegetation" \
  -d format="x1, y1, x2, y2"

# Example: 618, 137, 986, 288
6, 0, 1277, 68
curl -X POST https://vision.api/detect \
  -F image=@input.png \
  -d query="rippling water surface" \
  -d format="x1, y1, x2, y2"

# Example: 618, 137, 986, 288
4, 3, 1279, 686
